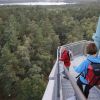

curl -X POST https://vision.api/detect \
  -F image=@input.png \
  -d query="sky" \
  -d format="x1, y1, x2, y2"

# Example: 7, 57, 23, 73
0, 0, 98, 4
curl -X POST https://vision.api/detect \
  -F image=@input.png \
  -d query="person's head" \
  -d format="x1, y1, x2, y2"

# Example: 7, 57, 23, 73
86, 42, 97, 55
60, 46, 66, 53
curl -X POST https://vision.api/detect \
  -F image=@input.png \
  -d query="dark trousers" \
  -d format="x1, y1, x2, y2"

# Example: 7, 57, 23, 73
77, 78, 92, 98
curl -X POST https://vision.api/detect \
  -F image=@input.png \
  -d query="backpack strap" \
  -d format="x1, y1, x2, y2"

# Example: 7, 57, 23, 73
76, 72, 85, 79
67, 50, 70, 61
76, 59, 91, 79
87, 59, 92, 64
76, 72, 82, 78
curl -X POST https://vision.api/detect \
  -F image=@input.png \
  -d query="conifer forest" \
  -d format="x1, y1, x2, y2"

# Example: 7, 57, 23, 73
0, 3, 100, 100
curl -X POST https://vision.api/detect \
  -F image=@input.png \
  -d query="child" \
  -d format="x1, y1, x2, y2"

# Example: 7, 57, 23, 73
59, 46, 71, 78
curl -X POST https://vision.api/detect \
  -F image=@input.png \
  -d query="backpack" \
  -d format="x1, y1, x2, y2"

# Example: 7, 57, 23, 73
86, 62, 100, 86
67, 50, 71, 61
76, 61, 100, 86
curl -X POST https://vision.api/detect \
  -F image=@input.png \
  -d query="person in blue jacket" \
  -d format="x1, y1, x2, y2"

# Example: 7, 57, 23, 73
74, 42, 100, 98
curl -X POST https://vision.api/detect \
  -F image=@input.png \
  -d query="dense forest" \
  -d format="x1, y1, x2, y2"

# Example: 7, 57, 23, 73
0, 3, 100, 100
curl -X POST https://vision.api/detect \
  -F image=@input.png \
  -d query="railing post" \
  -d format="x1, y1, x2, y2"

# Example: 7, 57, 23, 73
57, 47, 60, 99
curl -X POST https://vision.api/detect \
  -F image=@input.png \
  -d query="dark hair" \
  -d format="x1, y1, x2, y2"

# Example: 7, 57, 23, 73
86, 42, 97, 55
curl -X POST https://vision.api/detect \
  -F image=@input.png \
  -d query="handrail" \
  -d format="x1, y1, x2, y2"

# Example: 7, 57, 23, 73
49, 60, 58, 80
42, 60, 58, 100
42, 47, 61, 100
64, 69, 87, 100
42, 80, 55, 100
57, 47, 60, 98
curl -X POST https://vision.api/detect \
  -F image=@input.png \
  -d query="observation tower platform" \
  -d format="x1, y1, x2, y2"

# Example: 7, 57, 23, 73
42, 40, 100, 100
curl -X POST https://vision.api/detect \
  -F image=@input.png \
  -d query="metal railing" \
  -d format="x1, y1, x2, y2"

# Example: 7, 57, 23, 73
63, 40, 87, 57
42, 60, 58, 100
42, 47, 61, 100
64, 68, 86, 100
42, 40, 88, 100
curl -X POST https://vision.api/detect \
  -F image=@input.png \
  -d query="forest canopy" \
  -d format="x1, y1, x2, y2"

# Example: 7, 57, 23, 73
0, 3, 100, 100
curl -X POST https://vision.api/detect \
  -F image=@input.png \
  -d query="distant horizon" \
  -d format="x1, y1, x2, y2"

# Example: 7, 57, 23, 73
0, 2, 77, 6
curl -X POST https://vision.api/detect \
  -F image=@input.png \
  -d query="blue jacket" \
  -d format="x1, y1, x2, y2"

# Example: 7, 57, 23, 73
74, 55, 100, 84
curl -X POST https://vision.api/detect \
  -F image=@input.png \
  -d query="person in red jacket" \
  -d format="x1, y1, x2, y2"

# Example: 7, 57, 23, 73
59, 46, 71, 78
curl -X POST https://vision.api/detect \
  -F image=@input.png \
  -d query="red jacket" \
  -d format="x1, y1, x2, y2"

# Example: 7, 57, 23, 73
60, 50, 70, 67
